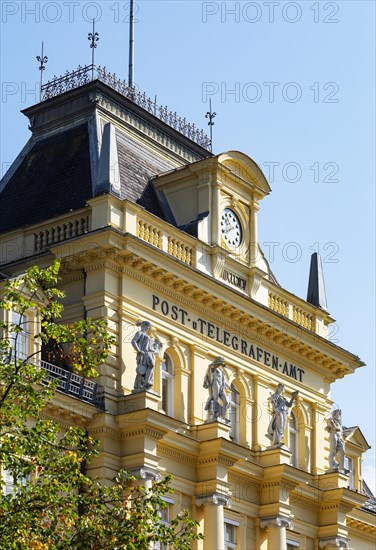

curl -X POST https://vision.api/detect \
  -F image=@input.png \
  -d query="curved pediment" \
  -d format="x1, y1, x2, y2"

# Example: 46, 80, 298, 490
218, 150, 271, 196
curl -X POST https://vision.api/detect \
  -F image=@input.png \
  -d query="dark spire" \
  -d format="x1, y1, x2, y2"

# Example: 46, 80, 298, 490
307, 252, 327, 310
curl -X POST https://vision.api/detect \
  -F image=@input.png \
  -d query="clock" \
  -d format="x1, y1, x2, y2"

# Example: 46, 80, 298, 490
220, 208, 242, 249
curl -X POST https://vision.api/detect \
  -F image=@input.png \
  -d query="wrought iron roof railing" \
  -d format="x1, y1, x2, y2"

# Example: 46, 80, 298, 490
41, 64, 211, 150
40, 358, 105, 409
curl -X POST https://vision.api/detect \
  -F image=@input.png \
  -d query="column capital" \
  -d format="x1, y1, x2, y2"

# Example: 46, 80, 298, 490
319, 536, 350, 549
196, 492, 231, 508
260, 515, 294, 530
130, 466, 161, 482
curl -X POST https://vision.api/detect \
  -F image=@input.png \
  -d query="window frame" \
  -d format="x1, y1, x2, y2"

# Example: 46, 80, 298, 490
344, 455, 355, 489
229, 384, 240, 444
161, 353, 174, 416
288, 410, 299, 467
224, 518, 239, 550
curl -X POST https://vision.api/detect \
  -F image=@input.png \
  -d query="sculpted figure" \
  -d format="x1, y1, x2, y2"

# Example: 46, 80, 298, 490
132, 321, 162, 390
326, 409, 348, 472
266, 383, 299, 446
203, 357, 229, 419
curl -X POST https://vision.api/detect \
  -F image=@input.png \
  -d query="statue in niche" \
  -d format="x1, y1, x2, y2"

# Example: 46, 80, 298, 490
132, 321, 162, 390
266, 383, 299, 446
203, 356, 229, 420
325, 409, 348, 472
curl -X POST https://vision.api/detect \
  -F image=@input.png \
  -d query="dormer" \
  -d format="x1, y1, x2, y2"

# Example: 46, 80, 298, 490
343, 426, 371, 492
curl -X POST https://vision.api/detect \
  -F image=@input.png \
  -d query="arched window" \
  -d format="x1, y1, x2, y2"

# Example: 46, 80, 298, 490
229, 384, 240, 443
161, 353, 174, 416
289, 411, 299, 467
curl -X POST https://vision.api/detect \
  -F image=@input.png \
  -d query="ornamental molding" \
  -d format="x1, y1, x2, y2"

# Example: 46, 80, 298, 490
319, 536, 349, 549
228, 472, 260, 489
346, 516, 376, 534
89, 426, 121, 438
43, 402, 96, 424
260, 515, 294, 530
62, 243, 347, 381
94, 94, 202, 163
157, 444, 196, 465
197, 455, 236, 469
196, 492, 232, 508
290, 491, 321, 511
129, 466, 161, 482
261, 480, 297, 493
321, 502, 355, 514
121, 426, 166, 441
120, 260, 347, 381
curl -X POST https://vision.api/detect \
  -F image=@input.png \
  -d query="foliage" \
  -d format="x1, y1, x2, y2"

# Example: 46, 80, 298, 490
0, 260, 202, 549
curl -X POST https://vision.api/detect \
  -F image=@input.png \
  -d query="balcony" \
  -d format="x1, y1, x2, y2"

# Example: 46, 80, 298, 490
40, 358, 104, 409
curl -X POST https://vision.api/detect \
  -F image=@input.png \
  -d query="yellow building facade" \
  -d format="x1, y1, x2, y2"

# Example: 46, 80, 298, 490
0, 68, 375, 549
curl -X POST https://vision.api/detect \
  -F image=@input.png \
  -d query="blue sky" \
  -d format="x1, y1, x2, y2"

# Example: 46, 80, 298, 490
1, 1, 375, 489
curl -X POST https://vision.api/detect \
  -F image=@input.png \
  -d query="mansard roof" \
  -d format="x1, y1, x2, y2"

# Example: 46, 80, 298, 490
0, 124, 92, 234
0, 77, 212, 235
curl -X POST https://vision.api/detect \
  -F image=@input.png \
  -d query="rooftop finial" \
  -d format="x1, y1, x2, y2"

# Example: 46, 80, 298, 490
205, 98, 216, 153
307, 252, 327, 310
36, 41, 48, 101
128, 0, 135, 88
88, 18, 99, 80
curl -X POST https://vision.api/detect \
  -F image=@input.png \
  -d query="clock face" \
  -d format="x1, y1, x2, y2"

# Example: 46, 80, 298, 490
220, 208, 242, 249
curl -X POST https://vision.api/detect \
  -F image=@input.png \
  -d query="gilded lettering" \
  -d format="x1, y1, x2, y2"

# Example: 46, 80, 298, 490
241, 339, 247, 354
272, 356, 279, 370
207, 323, 215, 339
289, 364, 297, 379
232, 335, 239, 350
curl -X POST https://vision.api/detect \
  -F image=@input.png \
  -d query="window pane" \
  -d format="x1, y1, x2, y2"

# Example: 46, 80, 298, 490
225, 522, 237, 549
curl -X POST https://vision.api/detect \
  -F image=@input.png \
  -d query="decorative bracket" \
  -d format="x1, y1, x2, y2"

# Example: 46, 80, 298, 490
319, 537, 350, 549
260, 515, 294, 530
196, 492, 231, 508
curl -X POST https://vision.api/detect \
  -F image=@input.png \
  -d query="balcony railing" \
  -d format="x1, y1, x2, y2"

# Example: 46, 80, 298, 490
40, 64, 211, 150
40, 359, 104, 409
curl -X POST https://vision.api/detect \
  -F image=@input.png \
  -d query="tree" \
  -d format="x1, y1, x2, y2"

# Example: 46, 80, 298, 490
0, 260, 202, 549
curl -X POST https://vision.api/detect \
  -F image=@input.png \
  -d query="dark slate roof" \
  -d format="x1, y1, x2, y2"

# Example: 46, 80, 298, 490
362, 480, 376, 515
116, 129, 175, 206
0, 124, 92, 234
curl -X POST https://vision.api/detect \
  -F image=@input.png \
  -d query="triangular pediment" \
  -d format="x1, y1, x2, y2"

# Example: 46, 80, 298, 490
343, 426, 371, 452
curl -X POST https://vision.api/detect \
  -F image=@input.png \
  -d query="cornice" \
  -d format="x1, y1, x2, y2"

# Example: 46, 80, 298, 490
61, 242, 354, 382
157, 443, 196, 465
121, 426, 166, 441
346, 516, 376, 534
89, 425, 121, 439
197, 455, 236, 469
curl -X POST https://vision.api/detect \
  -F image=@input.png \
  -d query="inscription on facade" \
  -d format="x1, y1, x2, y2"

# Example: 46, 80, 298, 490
152, 295, 305, 382
222, 269, 247, 290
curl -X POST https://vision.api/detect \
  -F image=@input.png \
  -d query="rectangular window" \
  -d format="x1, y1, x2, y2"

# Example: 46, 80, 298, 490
287, 541, 300, 550
11, 311, 30, 360
154, 497, 174, 550
2, 468, 31, 495
344, 456, 355, 489
225, 519, 239, 550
